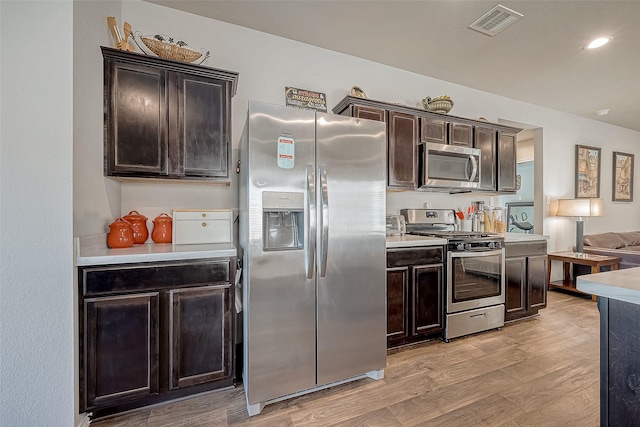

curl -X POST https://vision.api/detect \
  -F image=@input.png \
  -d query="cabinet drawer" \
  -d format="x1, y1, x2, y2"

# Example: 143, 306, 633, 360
387, 247, 443, 267
81, 260, 231, 296
505, 241, 547, 258
173, 210, 233, 245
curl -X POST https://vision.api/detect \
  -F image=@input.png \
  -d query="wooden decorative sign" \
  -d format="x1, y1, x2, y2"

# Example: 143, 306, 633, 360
285, 87, 327, 112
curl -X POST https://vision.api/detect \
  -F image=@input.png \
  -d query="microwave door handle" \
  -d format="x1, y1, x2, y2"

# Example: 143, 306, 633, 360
305, 164, 316, 279
466, 155, 478, 182
318, 164, 329, 278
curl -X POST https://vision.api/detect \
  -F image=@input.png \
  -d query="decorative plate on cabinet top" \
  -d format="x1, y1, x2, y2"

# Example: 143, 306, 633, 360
350, 86, 367, 98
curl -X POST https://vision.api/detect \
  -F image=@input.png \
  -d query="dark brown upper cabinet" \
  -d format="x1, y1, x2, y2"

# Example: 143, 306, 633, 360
475, 127, 520, 193
498, 131, 518, 192
102, 47, 238, 183
332, 95, 521, 193
421, 117, 448, 144
449, 121, 474, 147
475, 126, 497, 191
388, 111, 419, 189
350, 105, 388, 123
337, 102, 418, 190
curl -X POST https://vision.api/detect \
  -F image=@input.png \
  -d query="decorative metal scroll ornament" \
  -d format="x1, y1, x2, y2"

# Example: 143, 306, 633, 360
132, 31, 210, 64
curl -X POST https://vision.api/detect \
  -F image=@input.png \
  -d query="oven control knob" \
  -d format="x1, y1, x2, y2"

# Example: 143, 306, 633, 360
465, 243, 471, 251
488, 242, 495, 249
456, 243, 465, 251
495, 241, 501, 249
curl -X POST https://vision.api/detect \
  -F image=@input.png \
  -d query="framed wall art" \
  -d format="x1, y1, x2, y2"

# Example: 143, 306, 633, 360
613, 151, 634, 201
575, 145, 601, 198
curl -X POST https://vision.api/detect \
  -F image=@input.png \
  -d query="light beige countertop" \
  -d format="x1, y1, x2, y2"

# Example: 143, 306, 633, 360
386, 233, 546, 248
386, 235, 447, 249
502, 233, 549, 243
577, 267, 640, 305
75, 234, 237, 266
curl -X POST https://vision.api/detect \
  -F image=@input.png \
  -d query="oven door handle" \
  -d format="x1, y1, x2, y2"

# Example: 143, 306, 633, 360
449, 249, 503, 258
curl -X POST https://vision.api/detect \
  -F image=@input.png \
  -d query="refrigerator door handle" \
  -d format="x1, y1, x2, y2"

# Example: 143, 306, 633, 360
319, 164, 329, 278
306, 164, 316, 279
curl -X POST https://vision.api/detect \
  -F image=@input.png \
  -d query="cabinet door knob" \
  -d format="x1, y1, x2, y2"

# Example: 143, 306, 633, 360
202, 213, 206, 218
202, 222, 207, 227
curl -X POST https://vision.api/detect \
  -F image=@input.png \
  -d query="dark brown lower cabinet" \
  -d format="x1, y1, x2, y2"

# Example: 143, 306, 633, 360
386, 247, 444, 348
599, 297, 640, 426
85, 293, 160, 409
79, 258, 235, 418
505, 241, 547, 321
168, 286, 232, 390
386, 267, 409, 341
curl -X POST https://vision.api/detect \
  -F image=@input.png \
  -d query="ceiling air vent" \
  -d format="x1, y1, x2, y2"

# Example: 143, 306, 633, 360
469, 4, 524, 36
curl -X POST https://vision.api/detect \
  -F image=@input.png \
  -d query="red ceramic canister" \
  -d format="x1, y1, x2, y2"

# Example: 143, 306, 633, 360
123, 210, 149, 244
107, 218, 134, 248
151, 213, 173, 244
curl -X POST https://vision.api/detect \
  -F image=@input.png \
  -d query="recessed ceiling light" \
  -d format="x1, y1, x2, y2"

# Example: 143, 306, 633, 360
585, 37, 611, 50
596, 109, 610, 116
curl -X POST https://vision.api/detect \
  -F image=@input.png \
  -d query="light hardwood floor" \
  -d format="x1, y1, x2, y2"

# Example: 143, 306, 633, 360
92, 291, 600, 427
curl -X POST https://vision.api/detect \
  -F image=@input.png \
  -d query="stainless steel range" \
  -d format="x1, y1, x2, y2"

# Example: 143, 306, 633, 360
401, 209, 505, 341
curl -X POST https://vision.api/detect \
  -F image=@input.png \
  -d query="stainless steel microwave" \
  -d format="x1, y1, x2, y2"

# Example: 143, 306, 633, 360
419, 142, 480, 191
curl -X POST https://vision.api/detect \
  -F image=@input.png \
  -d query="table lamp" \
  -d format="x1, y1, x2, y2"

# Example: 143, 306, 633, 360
556, 198, 603, 253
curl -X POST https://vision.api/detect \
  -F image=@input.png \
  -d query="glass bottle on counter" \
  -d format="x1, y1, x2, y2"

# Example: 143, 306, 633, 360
472, 201, 485, 232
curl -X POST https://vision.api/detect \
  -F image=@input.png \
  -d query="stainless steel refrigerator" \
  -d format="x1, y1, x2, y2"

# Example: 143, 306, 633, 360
238, 100, 387, 415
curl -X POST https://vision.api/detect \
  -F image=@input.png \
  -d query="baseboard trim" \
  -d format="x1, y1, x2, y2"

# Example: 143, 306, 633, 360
77, 413, 91, 427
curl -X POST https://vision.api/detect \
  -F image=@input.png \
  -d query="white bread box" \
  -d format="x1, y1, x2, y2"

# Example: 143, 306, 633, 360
172, 209, 234, 245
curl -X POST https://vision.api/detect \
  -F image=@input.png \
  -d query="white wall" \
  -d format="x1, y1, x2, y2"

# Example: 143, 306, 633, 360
111, 0, 640, 255
72, 3, 123, 423
517, 138, 535, 162
74, 0, 122, 237
0, 2, 75, 425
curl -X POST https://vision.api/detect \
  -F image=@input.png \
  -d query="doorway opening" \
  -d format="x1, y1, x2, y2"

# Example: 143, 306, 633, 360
497, 120, 543, 234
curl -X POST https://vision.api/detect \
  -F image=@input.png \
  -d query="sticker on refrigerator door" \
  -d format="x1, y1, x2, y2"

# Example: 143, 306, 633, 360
277, 136, 295, 169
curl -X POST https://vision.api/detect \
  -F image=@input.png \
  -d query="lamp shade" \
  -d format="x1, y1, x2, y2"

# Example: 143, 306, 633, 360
556, 198, 603, 217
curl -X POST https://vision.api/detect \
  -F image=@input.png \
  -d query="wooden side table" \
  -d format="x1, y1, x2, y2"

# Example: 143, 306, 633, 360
547, 251, 620, 300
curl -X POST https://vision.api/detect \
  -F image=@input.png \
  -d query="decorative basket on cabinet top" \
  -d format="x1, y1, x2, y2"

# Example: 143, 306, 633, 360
421, 96, 454, 114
